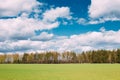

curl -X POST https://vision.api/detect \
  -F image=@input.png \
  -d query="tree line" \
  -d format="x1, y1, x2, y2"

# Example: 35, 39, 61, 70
0, 49, 120, 64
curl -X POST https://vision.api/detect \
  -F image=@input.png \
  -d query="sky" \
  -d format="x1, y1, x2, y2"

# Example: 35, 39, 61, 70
0, 0, 120, 54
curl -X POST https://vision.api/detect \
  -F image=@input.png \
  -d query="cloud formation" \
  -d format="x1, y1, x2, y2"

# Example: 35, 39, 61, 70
1, 28, 120, 53
31, 32, 54, 41
43, 7, 72, 22
77, 0, 120, 25
0, 0, 71, 42
0, 0, 120, 53
89, 0, 120, 20
0, 0, 41, 17
0, 0, 75, 53
0, 17, 59, 41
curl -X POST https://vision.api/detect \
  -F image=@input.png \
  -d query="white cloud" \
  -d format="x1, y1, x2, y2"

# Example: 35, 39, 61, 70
77, 18, 87, 25
1, 0, 120, 53
0, 0, 42, 17
43, 7, 72, 22
0, 4, 73, 41
77, 0, 120, 25
89, 0, 120, 19
88, 17, 120, 24
31, 32, 54, 41
0, 0, 79, 53
77, 17, 120, 25
0, 17, 59, 41
1, 28, 120, 53
77, 18, 102, 25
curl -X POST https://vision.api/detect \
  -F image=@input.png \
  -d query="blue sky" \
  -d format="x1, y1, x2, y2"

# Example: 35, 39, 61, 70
39, 0, 120, 36
0, 0, 120, 53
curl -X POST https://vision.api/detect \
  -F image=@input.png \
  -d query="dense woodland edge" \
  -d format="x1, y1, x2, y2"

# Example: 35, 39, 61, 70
0, 49, 120, 64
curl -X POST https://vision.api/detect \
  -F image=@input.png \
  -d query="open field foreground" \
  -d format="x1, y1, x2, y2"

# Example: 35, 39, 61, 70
0, 64, 120, 80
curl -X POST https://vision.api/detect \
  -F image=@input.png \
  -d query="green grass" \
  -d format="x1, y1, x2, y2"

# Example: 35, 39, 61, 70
0, 64, 120, 80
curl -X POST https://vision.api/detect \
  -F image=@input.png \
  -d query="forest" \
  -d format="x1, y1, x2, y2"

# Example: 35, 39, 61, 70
0, 49, 120, 64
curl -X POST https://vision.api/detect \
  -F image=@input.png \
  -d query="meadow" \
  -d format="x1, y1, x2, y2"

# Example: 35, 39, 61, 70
0, 64, 120, 80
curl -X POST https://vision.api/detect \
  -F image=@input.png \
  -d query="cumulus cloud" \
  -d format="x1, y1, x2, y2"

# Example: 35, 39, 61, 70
31, 32, 54, 41
0, 3, 72, 41
77, 17, 120, 25
0, 0, 75, 53
89, 0, 120, 20
43, 7, 72, 22
0, 17, 59, 41
77, 18, 102, 25
1, 0, 120, 53
0, 0, 42, 17
1, 28, 120, 53
77, 0, 120, 25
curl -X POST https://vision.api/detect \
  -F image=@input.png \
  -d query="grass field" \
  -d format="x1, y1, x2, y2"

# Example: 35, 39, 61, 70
0, 64, 120, 80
